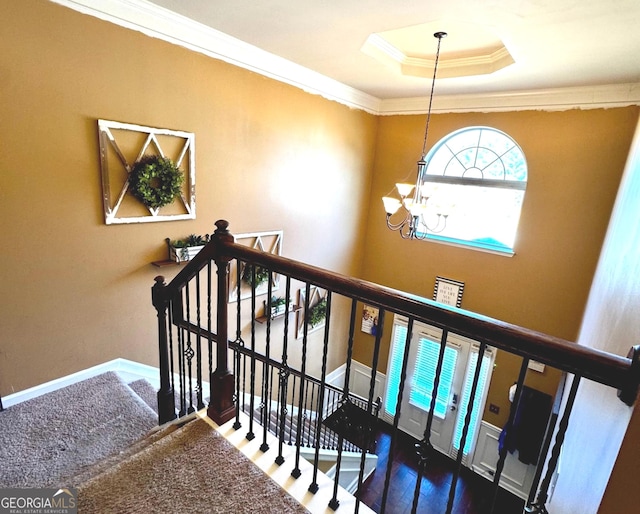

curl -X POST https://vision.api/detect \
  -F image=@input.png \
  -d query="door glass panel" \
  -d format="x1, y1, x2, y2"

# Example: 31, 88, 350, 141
384, 323, 408, 417
409, 336, 458, 419
452, 349, 492, 456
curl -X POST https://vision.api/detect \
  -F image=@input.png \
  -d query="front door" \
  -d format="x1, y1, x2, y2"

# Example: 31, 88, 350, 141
384, 317, 494, 460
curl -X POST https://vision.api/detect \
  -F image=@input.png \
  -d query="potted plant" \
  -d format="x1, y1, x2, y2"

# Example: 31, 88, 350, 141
306, 297, 327, 327
265, 296, 288, 318
241, 263, 270, 288
169, 234, 210, 262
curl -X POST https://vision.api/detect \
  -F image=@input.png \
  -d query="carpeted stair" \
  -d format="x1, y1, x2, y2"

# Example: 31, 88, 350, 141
0, 372, 157, 489
0, 372, 311, 512
76, 416, 308, 513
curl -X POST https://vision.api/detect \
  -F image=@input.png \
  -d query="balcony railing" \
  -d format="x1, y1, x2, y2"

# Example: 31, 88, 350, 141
152, 219, 640, 514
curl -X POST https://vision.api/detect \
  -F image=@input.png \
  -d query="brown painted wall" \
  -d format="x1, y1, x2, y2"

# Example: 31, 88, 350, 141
353, 108, 639, 426
0, 0, 377, 393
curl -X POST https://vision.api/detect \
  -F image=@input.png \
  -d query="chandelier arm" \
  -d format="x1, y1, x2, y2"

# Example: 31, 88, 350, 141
385, 213, 411, 232
420, 214, 448, 234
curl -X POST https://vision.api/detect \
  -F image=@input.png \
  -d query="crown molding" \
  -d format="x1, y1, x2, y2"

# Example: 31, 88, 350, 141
380, 83, 640, 115
50, 0, 382, 114
362, 33, 514, 80
51, 0, 640, 115
402, 47, 514, 79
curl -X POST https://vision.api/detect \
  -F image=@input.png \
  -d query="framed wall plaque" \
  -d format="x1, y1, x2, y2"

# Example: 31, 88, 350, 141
433, 276, 465, 308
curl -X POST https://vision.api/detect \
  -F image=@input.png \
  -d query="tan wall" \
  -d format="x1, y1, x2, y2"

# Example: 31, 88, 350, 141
353, 107, 639, 427
2, 0, 638, 435
0, 0, 377, 394
549, 115, 640, 514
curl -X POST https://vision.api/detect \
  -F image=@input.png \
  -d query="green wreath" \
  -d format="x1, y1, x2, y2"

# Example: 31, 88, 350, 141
129, 155, 184, 209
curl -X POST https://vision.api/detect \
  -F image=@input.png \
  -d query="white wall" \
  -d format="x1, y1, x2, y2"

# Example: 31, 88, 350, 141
547, 115, 640, 513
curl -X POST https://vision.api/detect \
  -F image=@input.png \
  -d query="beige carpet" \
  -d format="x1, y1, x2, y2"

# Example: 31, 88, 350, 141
0, 372, 157, 488
78, 417, 309, 513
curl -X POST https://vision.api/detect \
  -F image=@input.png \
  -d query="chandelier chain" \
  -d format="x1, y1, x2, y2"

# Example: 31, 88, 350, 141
421, 32, 446, 158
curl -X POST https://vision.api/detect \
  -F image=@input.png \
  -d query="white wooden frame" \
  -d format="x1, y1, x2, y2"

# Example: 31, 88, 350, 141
98, 119, 196, 224
228, 230, 283, 302
296, 286, 327, 339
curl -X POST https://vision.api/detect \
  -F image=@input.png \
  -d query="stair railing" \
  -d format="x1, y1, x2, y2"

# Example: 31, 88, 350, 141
152, 219, 640, 514
233, 340, 381, 453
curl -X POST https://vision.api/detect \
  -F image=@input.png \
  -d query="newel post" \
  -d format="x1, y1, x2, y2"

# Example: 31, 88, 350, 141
618, 345, 640, 406
152, 275, 177, 424
207, 220, 236, 425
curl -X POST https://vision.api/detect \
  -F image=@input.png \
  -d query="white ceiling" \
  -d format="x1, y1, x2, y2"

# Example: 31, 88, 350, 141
146, 0, 640, 100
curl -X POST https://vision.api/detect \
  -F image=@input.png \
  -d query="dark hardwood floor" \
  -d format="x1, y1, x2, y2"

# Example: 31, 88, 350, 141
356, 423, 525, 514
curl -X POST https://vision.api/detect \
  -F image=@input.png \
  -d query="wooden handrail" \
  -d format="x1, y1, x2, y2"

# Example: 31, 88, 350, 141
162, 220, 640, 405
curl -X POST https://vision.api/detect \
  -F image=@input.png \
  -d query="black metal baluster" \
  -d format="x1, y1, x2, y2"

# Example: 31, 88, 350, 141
178, 323, 186, 417
411, 328, 449, 514
302, 375, 311, 446
380, 318, 415, 514
489, 357, 529, 513
184, 282, 195, 414
328, 298, 358, 510
526, 375, 566, 510
168, 302, 176, 415
233, 259, 243, 429
355, 308, 385, 513
207, 261, 213, 409
260, 272, 274, 452
276, 277, 292, 465
275, 365, 283, 441
446, 342, 487, 514
329, 389, 338, 449
246, 263, 257, 441
289, 375, 297, 446
268, 366, 276, 434
308, 382, 317, 447
195, 272, 204, 410
527, 375, 582, 514
292, 282, 312, 479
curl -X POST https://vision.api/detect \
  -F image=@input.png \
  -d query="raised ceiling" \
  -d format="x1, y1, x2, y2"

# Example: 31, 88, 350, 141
146, 0, 640, 99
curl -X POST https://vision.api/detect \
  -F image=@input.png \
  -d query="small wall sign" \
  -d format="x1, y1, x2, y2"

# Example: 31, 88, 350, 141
361, 305, 380, 335
433, 276, 465, 308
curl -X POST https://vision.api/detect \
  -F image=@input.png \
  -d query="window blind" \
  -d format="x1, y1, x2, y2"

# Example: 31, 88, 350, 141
409, 336, 458, 419
452, 348, 492, 458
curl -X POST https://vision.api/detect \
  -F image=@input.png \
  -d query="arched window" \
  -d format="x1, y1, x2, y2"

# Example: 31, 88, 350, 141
421, 126, 527, 254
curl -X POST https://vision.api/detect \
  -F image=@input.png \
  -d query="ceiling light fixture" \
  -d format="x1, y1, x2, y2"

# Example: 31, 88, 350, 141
382, 31, 448, 240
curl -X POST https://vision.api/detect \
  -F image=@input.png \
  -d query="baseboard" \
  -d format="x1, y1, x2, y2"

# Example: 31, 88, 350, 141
1, 358, 161, 408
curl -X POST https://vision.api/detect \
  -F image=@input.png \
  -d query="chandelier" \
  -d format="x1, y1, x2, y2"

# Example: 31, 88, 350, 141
382, 31, 448, 240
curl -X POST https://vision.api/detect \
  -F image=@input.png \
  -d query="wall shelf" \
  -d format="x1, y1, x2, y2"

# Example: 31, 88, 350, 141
256, 306, 301, 324
151, 259, 180, 267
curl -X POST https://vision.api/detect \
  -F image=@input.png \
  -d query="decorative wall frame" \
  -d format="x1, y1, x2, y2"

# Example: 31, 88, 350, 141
228, 230, 283, 302
433, 276, 465, 308
296, 286, 327, 339
98, 119, 196, 224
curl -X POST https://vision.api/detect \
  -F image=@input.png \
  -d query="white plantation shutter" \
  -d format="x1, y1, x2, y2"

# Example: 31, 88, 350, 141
384, 323, 408, 418
409, 336, 458, 419
384, 323, 459, 422
452, 347, 493, 461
